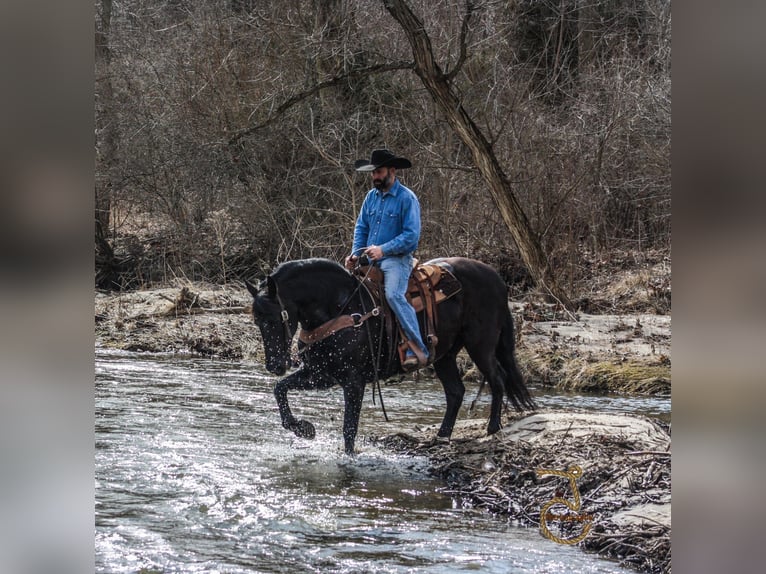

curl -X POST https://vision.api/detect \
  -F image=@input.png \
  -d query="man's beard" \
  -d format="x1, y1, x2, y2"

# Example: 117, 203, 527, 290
373, 172, 391, 190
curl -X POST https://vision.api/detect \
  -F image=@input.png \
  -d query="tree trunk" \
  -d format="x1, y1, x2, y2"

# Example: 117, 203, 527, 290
383, 0, 572, 308
95, 0, 120, 289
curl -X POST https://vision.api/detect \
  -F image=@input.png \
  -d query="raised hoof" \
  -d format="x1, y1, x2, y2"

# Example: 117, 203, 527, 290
292, 419, 316, 439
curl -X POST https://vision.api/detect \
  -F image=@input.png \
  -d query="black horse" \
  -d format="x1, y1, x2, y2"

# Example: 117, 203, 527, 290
246, 257, 534, 454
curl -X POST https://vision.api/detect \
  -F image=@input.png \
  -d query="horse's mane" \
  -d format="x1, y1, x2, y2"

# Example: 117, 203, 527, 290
270, 258, 357, 295
271, 257, 347, 280
264, 258, 357, 311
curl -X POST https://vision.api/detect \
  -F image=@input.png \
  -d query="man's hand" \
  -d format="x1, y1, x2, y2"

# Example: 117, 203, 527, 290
364, 245, 384, 261
344, 255, 358, 270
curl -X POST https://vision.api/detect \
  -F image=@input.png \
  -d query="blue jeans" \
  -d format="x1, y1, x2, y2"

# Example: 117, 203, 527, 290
379, 255, 429, 358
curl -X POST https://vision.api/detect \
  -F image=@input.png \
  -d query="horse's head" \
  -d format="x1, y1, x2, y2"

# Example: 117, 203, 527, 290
245, 275, 297, 376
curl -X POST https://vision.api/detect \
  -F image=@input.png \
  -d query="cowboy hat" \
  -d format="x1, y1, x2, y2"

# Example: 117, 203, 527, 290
354, 149, 412, 171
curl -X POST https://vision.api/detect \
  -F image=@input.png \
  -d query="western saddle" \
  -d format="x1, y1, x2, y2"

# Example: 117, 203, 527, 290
353, 259, 462, 368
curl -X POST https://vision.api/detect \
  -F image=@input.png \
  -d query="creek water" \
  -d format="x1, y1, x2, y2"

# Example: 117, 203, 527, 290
95, 350, 669, 573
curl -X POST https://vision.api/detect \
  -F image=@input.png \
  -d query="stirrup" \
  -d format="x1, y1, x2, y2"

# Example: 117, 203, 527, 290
402, 345, 428, 371
402, 352, 420, 370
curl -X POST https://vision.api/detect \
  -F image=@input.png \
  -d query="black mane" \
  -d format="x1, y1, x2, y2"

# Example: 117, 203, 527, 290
271, 258, 346, 280
271, 258, 356, 295
268, 258, 359, 314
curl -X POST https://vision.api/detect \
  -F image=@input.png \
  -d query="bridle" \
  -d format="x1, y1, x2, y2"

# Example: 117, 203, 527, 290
268, 275, 381, 354
270, 287, 294, 366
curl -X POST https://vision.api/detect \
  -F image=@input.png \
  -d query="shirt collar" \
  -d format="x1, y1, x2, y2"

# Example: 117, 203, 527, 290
374, 178, 401, 197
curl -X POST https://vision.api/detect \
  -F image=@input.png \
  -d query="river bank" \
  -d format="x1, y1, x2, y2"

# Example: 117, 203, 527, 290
94, 281, 671, 397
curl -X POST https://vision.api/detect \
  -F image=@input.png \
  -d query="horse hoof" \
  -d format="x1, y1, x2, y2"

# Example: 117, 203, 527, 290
294, 419, 316, 440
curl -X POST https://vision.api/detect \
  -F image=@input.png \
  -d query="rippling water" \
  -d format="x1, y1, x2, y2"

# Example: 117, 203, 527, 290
96, 350, 666, 573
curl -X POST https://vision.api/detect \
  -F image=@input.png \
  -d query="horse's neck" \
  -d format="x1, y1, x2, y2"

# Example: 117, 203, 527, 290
283, 270, 356, 327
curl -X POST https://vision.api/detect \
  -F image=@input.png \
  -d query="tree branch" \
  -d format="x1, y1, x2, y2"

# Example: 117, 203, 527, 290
228, 61, 414, 145
444, 0, 475, 82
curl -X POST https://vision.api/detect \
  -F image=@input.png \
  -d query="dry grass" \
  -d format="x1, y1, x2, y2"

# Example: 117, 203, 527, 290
519, 350, 671, 395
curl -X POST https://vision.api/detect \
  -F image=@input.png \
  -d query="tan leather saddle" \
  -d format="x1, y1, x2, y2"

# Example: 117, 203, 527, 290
354, 260, 462, 367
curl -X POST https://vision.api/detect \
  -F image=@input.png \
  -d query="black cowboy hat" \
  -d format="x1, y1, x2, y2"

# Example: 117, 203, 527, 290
354, 149, 412, 171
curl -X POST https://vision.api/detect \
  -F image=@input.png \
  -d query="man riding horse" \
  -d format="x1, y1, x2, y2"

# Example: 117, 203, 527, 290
247, 150, 535, 454
344, 149, 429, 371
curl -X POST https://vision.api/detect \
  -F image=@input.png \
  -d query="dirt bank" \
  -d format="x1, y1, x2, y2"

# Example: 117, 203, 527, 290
515, 304, 671, 395
95, 284, 260, 359
95, 280, 671, 397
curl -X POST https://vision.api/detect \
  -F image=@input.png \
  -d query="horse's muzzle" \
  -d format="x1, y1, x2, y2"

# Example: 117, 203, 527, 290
266, 355, 287, 377
267, 361, 287, 376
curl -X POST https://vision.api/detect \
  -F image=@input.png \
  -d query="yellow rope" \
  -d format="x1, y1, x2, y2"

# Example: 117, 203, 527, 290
536, 464, 593, 545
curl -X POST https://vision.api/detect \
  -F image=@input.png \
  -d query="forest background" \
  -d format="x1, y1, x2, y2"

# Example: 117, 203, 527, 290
95, 0, 671, 310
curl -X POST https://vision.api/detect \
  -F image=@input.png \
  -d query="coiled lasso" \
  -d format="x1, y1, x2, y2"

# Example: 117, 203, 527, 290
536, 464, 593, 545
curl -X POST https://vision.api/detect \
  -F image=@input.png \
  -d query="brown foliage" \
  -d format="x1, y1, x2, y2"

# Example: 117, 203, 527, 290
95, 0, 670, 297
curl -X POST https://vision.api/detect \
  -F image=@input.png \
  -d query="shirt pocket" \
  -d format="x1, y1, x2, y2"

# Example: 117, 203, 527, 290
382, 207, 401, 223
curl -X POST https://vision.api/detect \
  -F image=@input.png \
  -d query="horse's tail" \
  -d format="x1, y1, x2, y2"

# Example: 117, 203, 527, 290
496, 308, 536, 411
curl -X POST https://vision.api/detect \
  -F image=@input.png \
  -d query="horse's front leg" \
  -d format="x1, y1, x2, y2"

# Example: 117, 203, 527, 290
273, 369, 317, 440
341, 380, 366, 455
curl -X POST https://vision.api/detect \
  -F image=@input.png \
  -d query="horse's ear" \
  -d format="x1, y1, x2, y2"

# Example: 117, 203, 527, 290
266, 275, 277, 297
244, 278, 260, 298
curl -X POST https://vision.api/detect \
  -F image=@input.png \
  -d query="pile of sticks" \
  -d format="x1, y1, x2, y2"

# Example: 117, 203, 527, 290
375, 415, 671, 573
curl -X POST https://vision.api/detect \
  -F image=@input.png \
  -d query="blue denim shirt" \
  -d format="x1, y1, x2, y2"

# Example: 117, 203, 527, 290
352, 179, 421, 259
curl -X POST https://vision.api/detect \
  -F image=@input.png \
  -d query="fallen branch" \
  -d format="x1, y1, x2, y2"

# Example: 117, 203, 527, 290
162, 306, 248, 317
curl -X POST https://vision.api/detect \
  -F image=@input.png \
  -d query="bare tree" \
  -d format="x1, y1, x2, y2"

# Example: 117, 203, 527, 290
95, 0, 121, 288
94, 0, 670, 299
383, 0, 571, 306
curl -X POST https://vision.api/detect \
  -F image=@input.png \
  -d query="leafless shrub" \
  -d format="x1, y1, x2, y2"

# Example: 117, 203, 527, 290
96, 0, 670, 300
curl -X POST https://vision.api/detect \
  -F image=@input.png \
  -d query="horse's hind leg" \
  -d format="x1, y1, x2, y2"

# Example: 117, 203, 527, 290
433, 352, 465, 438
464, 347, 505, 435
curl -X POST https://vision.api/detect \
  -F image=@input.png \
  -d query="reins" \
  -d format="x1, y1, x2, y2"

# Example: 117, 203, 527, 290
275, 264, 390, 421
352, 264, 389, 421
358, 275, 389, 422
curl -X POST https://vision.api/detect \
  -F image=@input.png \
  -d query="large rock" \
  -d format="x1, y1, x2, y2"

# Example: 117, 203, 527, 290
500, 411, 670, 452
